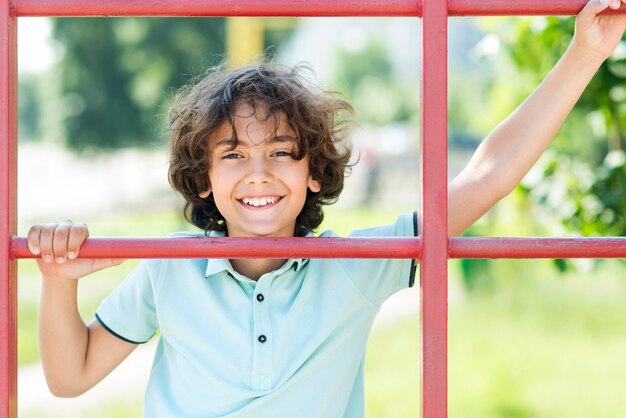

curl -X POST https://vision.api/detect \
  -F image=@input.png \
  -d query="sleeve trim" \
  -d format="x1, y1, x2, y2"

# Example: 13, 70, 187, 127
95, 313, 149, 345
409, 211, 419, 287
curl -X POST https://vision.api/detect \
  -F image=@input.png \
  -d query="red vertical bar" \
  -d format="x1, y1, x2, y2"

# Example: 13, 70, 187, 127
420, 0, 448, 416
0, 0, 17, 417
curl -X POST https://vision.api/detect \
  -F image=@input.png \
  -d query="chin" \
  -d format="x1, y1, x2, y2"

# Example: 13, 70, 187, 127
249, 231, 284, 237
229, 221, 294, 237
249, 227, 292, 237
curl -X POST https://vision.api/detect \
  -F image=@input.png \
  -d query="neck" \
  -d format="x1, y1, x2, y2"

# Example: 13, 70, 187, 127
230, 258, 288, 281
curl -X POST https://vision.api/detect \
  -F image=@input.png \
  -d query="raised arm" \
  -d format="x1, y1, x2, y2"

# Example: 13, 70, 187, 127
448, 0, 626, 235
29, 221, 132, 397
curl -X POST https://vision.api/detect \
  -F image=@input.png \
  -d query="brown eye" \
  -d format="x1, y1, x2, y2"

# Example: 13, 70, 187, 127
272, 151, 292, 158
223, 153, 242, 160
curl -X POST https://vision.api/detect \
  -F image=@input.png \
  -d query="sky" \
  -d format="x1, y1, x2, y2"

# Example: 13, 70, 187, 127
18, 17, 55, 75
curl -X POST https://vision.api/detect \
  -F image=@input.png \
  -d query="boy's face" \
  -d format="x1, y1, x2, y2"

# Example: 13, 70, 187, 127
201, 102, 321, 238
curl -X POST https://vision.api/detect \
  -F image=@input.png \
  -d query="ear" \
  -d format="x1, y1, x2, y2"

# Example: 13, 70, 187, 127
198, 189, 211, 199
308, 177, 321, 193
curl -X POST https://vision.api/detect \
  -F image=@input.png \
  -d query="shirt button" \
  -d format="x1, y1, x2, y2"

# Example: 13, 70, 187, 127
256, 294, 265, 302
258, 335, 267, 343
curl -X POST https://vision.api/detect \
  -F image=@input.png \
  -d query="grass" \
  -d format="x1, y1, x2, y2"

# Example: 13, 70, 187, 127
24, 402, 143, 418
366, 315, 421, 417
364, 259, 626, 417
446, 259, 626, 418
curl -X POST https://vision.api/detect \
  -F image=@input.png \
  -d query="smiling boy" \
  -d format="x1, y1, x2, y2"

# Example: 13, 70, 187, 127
204, 104, 320, 237
200, 103, 321, 277
28, 1, 626, 416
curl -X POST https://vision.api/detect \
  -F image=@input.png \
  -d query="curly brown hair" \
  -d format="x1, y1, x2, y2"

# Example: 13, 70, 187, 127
167, 62, 354, 236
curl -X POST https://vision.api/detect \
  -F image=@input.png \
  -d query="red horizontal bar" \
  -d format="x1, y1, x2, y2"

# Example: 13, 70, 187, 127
450, 0, 591, 16
449, 237, 626, 259
12, 0, 607, 17
13, 0, 421, 17
10, 236, 422, 259
11, 236, 626, 260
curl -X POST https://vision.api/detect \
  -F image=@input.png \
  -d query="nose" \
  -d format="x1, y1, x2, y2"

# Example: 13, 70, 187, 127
244, 154, 273, 184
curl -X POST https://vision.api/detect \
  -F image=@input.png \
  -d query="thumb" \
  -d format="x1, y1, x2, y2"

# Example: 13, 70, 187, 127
91, 258, 127, 272
577, 0, 610, 26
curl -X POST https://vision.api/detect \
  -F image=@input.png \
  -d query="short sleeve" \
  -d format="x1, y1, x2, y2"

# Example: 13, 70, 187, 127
95, 259, 161, 344
334, 212, 418, 306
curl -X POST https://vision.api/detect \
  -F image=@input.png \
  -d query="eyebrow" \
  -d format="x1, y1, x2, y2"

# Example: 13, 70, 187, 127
269, 135, 298, 144
213, 135, 298, 149
214, 138, 240, 149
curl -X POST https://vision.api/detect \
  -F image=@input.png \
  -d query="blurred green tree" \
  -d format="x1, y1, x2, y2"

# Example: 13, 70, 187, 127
27, 18, 295, 151
500, 16, 626, 157
332, 40, 419, 126
18, 75, 41, 142
51, 18, 226, 150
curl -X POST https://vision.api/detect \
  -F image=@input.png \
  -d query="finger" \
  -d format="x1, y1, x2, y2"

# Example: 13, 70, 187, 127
39, 223, 58, 264
577, 0, 610, 28
27, 225, 42, 255
67, 223, 89, 260
52, 221, 73, 263
580, 0, 610, 16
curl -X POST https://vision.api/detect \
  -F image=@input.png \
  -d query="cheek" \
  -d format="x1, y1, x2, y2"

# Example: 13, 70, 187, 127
210, 180, 229, 200
210, 188, 233, 219
207, 169, 232, 202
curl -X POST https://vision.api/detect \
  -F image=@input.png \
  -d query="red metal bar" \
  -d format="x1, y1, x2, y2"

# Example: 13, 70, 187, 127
11, 236, 626, 260
10, 237, 423, 259
10, 237, 626, 260
421, 0, 448, 415
0, 1, 17, 417
6, 3, 626, 418
450, 0, 591, 16
12, 0, 601, 17
449, 237, 626, 259
14, 0, 421, 17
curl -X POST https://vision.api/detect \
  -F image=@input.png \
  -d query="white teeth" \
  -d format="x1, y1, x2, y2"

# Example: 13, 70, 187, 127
242, 197, 278, 207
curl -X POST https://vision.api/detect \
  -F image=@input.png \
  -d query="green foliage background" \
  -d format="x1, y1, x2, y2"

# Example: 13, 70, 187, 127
53, 18, 226, 150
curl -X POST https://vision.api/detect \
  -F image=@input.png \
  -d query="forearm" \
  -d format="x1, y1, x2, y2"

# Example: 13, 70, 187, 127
449, 46, 605, 235
448, 0, 626, 236
469, 45, 604, 195
39, 277, 90, 397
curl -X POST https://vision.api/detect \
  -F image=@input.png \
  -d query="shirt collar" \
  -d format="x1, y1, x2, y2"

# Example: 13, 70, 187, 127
203, 229, 311, 280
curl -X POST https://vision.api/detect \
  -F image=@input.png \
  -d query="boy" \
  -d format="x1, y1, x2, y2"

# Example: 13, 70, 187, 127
27, 1, 626, 416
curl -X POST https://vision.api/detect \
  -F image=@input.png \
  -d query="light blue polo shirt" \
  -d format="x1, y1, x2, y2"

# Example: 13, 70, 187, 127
96, 212, 417, 418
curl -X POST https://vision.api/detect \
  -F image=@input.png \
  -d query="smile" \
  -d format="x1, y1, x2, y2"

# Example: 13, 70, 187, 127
240, 196, 282, 208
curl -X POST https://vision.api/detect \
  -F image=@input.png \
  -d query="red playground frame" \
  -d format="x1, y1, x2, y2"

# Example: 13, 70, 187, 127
3, 1, 626, 417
